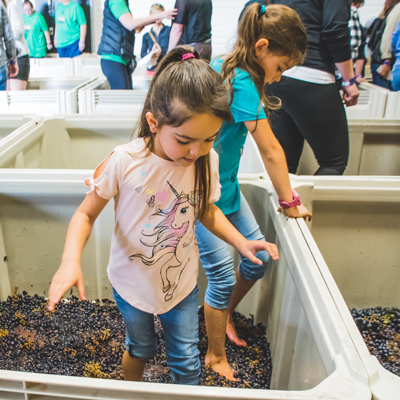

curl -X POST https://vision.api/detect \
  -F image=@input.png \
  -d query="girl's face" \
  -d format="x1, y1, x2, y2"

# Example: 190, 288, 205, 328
255, 39, 294, 85
147, 112, 222, 168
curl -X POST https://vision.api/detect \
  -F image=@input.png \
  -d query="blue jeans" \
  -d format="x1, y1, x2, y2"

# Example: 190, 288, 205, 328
371, 62, 392, 90
392, 65, 400, 91
113, 286, 200, 385
196, 192, 270, 309
100, 58, 133, 90
0, 64, 7, 90
57, 39, 81, 58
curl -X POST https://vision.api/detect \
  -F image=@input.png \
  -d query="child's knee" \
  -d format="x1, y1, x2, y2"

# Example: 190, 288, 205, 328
240, 250, 270, 281
204, 268, 236, 309
127, 343, 157, 360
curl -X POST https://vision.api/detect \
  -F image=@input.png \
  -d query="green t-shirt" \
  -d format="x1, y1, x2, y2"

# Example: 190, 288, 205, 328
55, 1, 86, 48
100, 0, 130, 65
23, 12, 48, 58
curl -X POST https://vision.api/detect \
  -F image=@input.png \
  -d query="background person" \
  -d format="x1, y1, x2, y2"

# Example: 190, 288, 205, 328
368, 0, 400, 89
168, 0, 212, 62
4, 0, 29, 90
267, 0, 359, 176
22, 0, 52, 58
97, 0, 176, 90
391, 20, 400, 90
54, 0, 87, 58
141, 3, 170, 76
0, 0, 18, 90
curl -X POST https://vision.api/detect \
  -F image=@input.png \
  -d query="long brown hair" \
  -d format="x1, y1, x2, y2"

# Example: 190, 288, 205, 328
222, 3, 307, 117
380, 0, 400, 17
136, 45, 231, 219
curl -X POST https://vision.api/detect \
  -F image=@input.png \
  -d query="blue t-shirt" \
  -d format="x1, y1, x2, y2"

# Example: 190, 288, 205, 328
210, 57, 266, 215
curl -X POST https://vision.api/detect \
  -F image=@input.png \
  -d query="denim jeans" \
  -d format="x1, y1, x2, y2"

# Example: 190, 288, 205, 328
113, 285, 200, 385
371, 62, 392, 90
196, 192, 270, 309
0, 64, 7, 90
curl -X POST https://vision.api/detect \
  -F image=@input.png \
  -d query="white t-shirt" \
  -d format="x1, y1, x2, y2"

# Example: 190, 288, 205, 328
86, 138, 221, 314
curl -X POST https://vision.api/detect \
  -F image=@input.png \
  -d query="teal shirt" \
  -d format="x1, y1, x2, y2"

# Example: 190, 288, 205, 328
210, 57, 267, 215
23, 12, 48, 58
55, 1, 86, 48
100, 0, 131, 65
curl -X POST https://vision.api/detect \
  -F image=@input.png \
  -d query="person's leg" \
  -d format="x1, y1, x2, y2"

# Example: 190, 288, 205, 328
225, 193, 270, 346
57, 45, 68, 58
101, 59, 132, 90
68, 39, 82, 58
0, 65, 7, 90
8, 79, 27, 90
195, 222, 236, 379
159, 286, 200, 385
7, 55, 29, 91
113, 288, 157, 381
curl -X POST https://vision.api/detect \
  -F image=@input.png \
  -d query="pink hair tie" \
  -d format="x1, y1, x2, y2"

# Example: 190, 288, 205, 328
182, 53, 195, 61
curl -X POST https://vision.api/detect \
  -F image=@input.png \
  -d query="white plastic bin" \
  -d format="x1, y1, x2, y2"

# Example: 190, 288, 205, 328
384, 91, 400, 118
239, 120, 400, 176
345, 82, 389, 119
0, 115, 138, 169
289, 175, 400, 400
0, 172, 370, 399
73, 54, 105, 79
78, 78, 147, 115
0, 78, 96, 115
0, 115, 40, 144
29, 56, 75, 78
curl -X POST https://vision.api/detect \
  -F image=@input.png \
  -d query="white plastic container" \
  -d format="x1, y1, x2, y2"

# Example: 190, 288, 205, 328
78, 78, 147, 115
289, 175, 400, 400
73, 54, 105, 79
239, 120, 400, 176
29, 56, 75, 78
345, 82, 389, 119
0, 115, 138, 169
0, 172, 370, 399
0, 114, 40, 144
384, 91, 400, 118
0, 78, 96, 115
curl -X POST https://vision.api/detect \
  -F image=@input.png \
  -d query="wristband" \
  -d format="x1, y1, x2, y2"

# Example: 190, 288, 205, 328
79, 41, 85, 44
278, 189, 301, 209
342, 76, 358, 87
383, 60, 391, 66
9, 60, 16, 65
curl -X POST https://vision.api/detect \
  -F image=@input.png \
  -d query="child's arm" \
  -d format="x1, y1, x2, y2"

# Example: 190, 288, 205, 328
48, 190, 109, 310
200, 204, 279, 264
245, 119, 312, 221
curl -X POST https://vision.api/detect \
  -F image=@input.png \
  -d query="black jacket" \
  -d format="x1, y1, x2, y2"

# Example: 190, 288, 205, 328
270, 0, 351, 74
97, 0, 135, 60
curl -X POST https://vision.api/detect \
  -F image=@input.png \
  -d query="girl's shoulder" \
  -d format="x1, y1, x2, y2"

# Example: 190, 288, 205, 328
115, 137, 147, 159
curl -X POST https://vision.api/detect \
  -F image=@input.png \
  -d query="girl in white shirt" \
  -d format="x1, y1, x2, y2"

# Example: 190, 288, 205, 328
48, 46, 278, 385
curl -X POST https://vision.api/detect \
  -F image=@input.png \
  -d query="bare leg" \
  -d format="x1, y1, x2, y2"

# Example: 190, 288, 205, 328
226, 269, 256, 347
9, 79, 27, 90
122, 350, 146, 381
204, 302, 237, 380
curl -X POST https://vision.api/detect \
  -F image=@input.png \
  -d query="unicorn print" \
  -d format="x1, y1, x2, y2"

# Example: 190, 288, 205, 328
129, 181, 198, 302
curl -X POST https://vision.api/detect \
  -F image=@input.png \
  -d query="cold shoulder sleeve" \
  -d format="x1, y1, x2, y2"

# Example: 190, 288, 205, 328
208, 149, 221, 204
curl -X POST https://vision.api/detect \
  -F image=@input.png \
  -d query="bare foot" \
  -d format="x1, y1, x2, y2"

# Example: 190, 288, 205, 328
205, 353, 238, 381
226, 318, 247, 347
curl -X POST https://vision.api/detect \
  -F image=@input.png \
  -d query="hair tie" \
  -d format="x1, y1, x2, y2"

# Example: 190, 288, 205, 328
182, 53, 195, 61
258, 5, 266, 16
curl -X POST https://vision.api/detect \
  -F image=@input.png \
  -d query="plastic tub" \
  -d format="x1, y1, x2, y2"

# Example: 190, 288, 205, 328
78, 78, 147, 115
345, 82, 389, 119
289, 175, 400, 400
29, 56, 75, 78
74, 54, 105, 79
239, 120, 400, 176
384, 92, 400, 118
0, 172, 370, 399
0, 115, 138, 169
0, 77, 96, 115
0, 115, 39, 144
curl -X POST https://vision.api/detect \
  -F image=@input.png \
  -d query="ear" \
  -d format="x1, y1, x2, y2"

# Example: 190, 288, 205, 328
146, 112, 158, 133
255, 38, 269, 57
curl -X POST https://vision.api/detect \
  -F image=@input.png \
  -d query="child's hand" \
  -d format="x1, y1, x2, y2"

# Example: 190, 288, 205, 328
48, 262, 86, 311
278, 204, 312, 221
238, 240, 279, 265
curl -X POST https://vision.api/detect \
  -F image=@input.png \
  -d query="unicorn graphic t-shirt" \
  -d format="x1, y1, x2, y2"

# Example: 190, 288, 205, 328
85, 138, 221, 314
